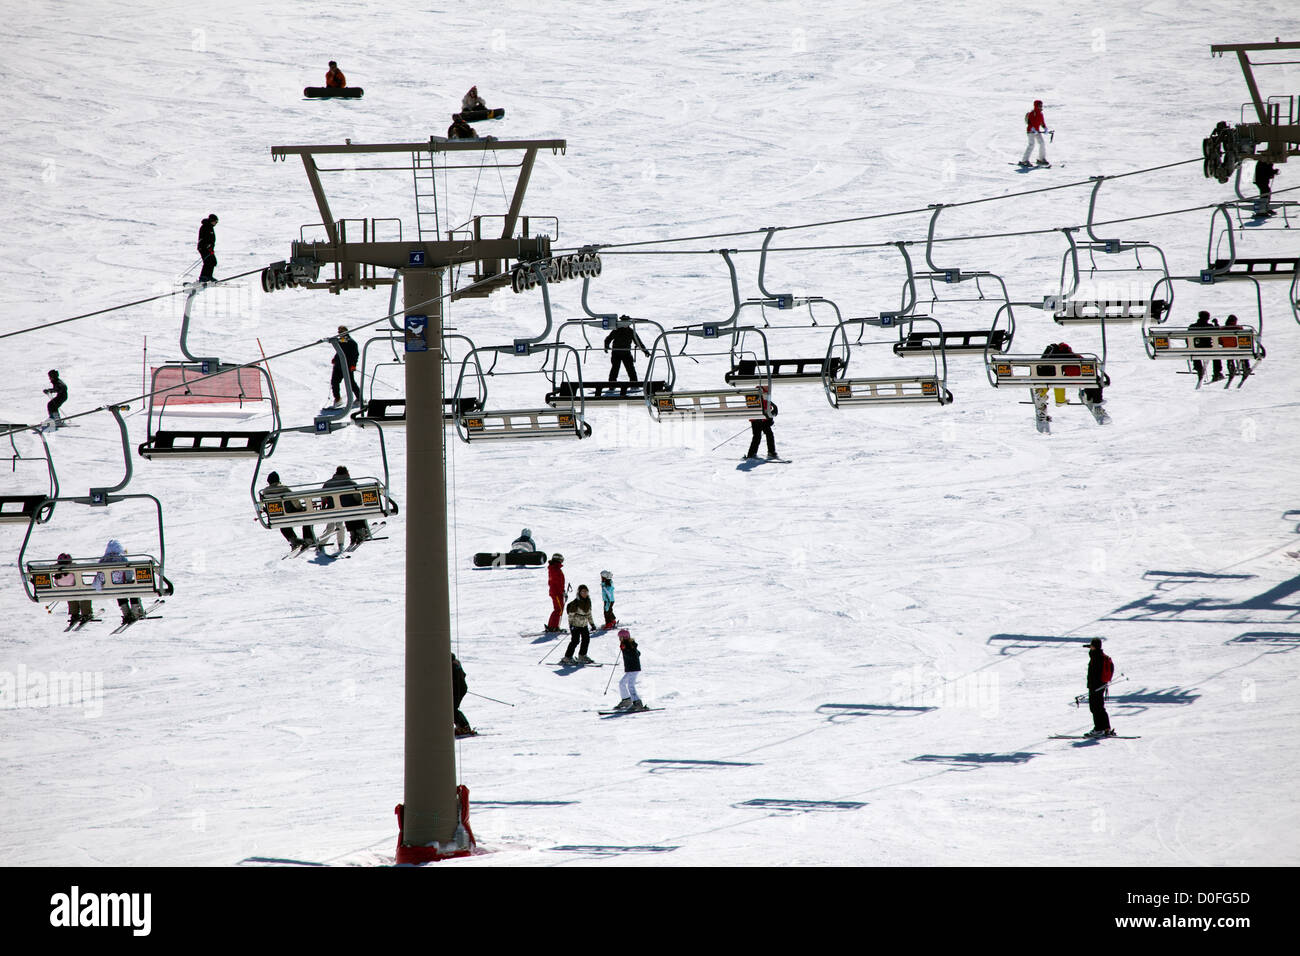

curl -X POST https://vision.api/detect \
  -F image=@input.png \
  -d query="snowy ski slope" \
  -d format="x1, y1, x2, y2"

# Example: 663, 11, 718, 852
1, 0, 1299, 868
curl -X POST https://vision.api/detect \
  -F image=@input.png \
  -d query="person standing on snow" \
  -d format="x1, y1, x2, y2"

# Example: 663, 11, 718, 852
330, 326, 361, 407
43, 369, 68, 424
452, 654, 474, 736
600, 569, 617, 630
1084, 637, 1115, 737
614, 629, 647, 712
1019, 99, 1049, 168
196, 213, 218, 283
562, 584, 596, 664
744, 384, 779, 460
544, 553, 567, 633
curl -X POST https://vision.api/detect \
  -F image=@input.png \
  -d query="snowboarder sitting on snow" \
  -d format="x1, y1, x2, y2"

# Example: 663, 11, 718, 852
94, 539, 145, 625
461, 85, 486, 112
511, 528, 537, 554
44, 369, 68, 424
614, 629, 647, 712
600, 569, 617, 629
261, 471, 317, 551
545, 553, 566, 633
326, 61, 347, 88
562, 585, 596, 664
447, 114, 479, 140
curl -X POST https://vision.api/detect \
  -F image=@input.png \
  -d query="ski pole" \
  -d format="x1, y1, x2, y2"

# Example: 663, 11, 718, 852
712, 425, 750, 452
468, 691, 515, 707
538, 636, 565, 664
604, 656, 623, 695
1073, 674, 1127, 706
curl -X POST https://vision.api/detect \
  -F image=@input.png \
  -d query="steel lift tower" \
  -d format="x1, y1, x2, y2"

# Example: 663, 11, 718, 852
268, 134, 566, 861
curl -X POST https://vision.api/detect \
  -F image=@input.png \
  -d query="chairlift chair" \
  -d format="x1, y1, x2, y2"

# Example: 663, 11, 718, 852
643, 324, 771, 422
137, 361, 280, 460
825, 317, 952, 408
0, 424, 58, 524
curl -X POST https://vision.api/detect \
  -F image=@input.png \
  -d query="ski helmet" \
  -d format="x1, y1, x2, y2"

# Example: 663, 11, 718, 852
551, 553, 563, 563
521, 528, 532, 538
617, 628, 631, 640
600, 569, 612, 580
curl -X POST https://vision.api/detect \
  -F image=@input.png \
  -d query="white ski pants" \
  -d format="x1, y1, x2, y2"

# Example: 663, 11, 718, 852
1022, 130, 1048, 164
619, 671, 640, 701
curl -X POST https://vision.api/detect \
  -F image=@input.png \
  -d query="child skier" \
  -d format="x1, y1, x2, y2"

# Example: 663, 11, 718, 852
600, 569, 617, 629
614, 629, 647, 712
562, 585, 596, 664
1019, 99, 1049, 168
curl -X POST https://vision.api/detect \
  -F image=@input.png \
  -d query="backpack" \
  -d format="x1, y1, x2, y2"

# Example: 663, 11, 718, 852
1100, 653, 1115, 686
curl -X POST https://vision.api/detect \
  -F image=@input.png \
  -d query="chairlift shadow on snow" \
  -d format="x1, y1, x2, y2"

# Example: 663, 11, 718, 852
546, 844, 679, 857
735, 798, 868, 813
909, 752, 1040, 768
1225, 631, 1300, 653
986, 634, 1100, 656
815, 703, 937, 720
639, 758, 761, 774
1107, 571, 1300, 623
1109, 687, 1200, 716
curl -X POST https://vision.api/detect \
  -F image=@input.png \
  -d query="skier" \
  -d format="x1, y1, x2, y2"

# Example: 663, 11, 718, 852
1253, 160, 1278, 217
1223, 315, 1252, 382
261, 471, 317, 552
461, 85, 486, 112
562, 584, 596, 664
452, 654, 474, 737
55, 553, 93, 626
447, 114, 479, 140
544, 553, 566, 633
1018, 99, 1049, 168
330, 326, 361, 407
94, 539, 145, 625
325, 61, 347, 88
614, 629, 647, 712
1084, 637, 1115, 737
597, 316, 650, 397
1189, 311, 1222, 385
322, 465, 370, 548
43, 369, 68, 425
744, 384, 779, 460
511, 528, 537, 554
196, 213, 218, 283
599, 569, 617, 629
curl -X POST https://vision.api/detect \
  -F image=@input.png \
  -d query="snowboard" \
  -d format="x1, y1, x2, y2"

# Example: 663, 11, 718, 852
473, 550, 547, 568
304, 86, 364, 99
460, 107, 504, 122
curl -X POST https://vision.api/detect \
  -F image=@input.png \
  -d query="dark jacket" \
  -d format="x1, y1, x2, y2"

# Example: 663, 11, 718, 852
604, 326, 647, 354
333, 335, 359, 371
323, 468, 361, 507
47, 375, 68, 402
197, 218, 215, 254
1087, 646, 1107, 693
452, 655, 467, 705
620, 639, 641, 672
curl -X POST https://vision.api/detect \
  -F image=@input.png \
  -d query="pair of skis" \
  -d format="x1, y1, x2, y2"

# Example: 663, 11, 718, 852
111, 600, 165, 635
283, 521, 387, 559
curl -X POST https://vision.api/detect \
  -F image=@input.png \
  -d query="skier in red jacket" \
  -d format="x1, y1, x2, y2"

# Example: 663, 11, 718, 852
545, 553, 567, 633
1019, 99, 1049, 168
